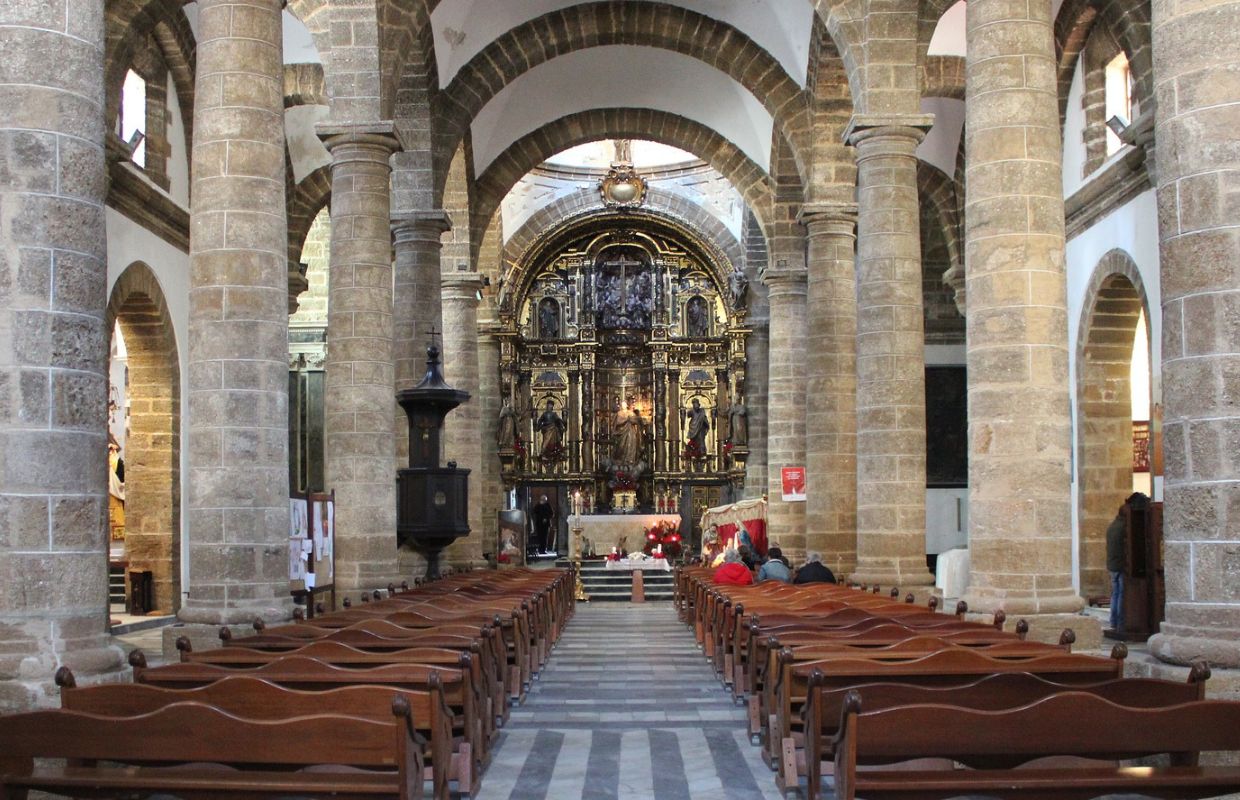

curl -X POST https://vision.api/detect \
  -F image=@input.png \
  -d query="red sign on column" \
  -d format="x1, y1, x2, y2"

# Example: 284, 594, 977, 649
781, 467, 806, 501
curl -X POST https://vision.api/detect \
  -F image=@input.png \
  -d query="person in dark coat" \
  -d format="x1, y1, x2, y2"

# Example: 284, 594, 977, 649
793, 551, 836, 584
530, 495, 554, 556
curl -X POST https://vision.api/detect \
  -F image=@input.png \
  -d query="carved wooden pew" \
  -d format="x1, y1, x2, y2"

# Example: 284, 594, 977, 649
0, 698, 425, 800
803, 663, 1210, 800
833, 690, 1240, 800
133, 651, 484, 796
55, 669, 456, 800
766, 645, 1126, 794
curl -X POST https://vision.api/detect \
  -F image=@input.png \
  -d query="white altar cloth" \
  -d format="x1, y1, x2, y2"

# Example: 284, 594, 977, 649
575, 513, 681, 552
604, 558, 671, 572
935, 547, 970, 598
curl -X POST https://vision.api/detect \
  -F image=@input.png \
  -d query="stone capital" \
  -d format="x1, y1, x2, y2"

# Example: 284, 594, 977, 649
845, 114, 934, 160
441, 270, 485, 302
392, 210, 452, 242
797, 203, 859, 237
761, 261, 808, 293
317, 121, 402, 162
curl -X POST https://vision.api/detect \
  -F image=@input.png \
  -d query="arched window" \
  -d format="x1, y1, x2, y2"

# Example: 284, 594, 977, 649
1104, 52, 1135, 155
120, 69, 147, 167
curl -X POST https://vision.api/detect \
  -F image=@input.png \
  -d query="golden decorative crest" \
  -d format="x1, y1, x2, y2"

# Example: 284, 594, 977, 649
599, 162, 647, 208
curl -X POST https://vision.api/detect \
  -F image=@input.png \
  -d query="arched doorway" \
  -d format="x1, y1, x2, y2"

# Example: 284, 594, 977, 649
107, 262, 181, 615
1076, 251, 1151, 599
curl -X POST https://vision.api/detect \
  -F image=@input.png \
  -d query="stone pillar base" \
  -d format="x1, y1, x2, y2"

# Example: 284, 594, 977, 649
162, 623, 229, 659
965, 611, 1103, 650
1, 639, 129, 711
849, 564, 935, 593
1149, 630, 1240, 670
1126, 651, 1240, 699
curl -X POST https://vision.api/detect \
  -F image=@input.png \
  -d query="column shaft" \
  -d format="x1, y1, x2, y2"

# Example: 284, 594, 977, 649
392, 213, 450, 468
441, 272, 485, 568
478, 311, 503, 561
764, 262, 809, 563
1148, 0, 1240, 668
0, 0, 125, 707
802, 209, 860, 577
962, 0, 1083, 616
848, 123, 934, 588
322, 130, 400, 594
182, 0, 291, 626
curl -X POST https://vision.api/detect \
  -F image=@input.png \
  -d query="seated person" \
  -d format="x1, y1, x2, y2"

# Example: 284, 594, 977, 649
793, 551, 837, 584
737, 544, 757, 571
701, 525, 725, 566
756, 546, 791, 583
713, 549, 753, 586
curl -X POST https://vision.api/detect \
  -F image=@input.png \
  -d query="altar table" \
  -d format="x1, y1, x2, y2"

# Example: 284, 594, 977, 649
604, 558, 671, 572
575, 513, 681, 553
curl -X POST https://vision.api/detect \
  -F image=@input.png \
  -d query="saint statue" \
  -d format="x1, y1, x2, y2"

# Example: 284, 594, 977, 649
496, 398, 517, 450
612, 399, 644, 466
729, 265, 749, 310
728, 395, 749, 446
538, 298, 559, 339
536, 399, 565, 460
685, 398, 709, 456
686, 296, 709, 337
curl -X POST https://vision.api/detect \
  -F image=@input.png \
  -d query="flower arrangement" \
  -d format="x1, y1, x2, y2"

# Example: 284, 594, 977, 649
682, 439, 705, 461
643, 519, 683, 560
513, 433, 526, 457
609, 470, 636, 491
540, 441, 565, 462
723, 441, 734, 454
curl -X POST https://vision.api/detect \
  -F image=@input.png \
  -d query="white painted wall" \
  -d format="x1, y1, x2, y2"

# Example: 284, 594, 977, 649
431, 0, 813, 90
105, 209, 192, 601
927, 1, 967, 57
286, 104, 332, 183
282, 9, 321, 64
918, 97, 964, 177
470, 46, 775, 175
1063, 64, 1087, 196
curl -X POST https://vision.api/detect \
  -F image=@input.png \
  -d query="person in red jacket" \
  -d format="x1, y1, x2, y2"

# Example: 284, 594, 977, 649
713, 549, 753, 586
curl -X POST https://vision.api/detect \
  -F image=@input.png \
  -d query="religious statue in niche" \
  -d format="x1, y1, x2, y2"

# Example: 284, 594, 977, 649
727, 394, 749, 447
729, 265, 749, 311
685, 397, 710, 459
685, 296, 710, 337
538, 297, 560, 339
596, 251, 653, 329
536, 399, 566, 462
496, 397, 517, 450
612, 398, 645, 467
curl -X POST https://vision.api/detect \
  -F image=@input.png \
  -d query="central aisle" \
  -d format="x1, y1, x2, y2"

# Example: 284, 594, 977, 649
476, 604, 783, 800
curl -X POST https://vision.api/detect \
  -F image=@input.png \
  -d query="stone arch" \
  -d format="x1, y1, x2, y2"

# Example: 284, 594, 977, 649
287, 165, 332, 268
918, 161, 965, 343
922, 55, 966, 100
470, 109, 777, 256
104, 0, 196, 143
106, 262, 182, 614
1054, 0, 1153, 130
429, 2, 821, 198
1075, 249, 1151, 599
502, 186, 747, 281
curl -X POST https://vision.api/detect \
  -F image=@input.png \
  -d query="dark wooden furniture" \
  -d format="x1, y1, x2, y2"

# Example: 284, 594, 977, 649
1111, 493, 1165, 642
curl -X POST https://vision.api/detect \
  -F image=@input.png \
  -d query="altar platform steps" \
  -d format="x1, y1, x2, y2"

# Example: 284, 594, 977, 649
556, 558, 675, 601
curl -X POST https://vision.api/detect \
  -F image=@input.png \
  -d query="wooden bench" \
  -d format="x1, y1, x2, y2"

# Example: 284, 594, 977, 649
803, 663, 1211, 800
131, 651, 483, 796
56, 668, 456, 800
833, 690, 1240, 800
0, 699, 424, 800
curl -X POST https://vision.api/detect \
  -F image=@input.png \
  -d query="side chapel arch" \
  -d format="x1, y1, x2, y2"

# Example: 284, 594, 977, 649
1075, 249, 1152, 599
106, 261, 182, 614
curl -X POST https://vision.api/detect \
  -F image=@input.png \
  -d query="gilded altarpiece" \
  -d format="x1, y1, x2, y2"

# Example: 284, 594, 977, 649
496, 216, 751, 528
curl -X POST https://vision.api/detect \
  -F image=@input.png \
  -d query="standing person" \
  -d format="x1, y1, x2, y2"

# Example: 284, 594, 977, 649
757, 546, 791, 583
793, 551, 837, 584
531, 494, 554, 556
1106, 501, 1130, 634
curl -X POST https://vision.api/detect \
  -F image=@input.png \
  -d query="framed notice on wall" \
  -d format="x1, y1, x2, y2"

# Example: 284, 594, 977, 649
781, 467, 806, 502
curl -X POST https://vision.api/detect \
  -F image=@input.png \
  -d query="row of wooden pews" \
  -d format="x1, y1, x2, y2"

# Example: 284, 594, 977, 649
0, 567, 573, 800
675, 565, 1240, 800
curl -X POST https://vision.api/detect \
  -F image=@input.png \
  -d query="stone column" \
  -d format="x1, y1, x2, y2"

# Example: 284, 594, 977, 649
961, 0, 1086, 625
764, 260, 809, 563
440, 271, 485, 568
180, 0, 292, 632
0, 0, 127, 708
846, 120, 935, 589
1148, 0, 1240, 669
321, 127, 400, 595
477, 308, 503, 561
743, 285, 770, 499
800, 206, 860, 578
391, 212, 450, 467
